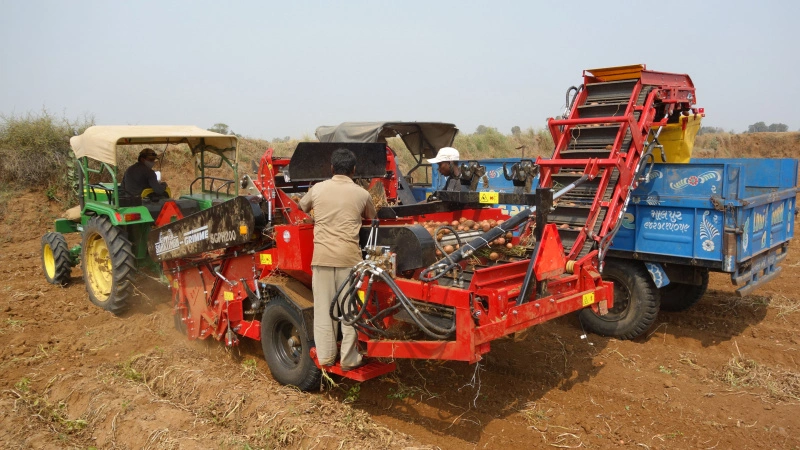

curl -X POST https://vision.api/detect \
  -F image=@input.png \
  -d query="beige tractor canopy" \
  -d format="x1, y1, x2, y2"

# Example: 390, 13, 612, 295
70, 125, 240, 211
70, 125, 238, 166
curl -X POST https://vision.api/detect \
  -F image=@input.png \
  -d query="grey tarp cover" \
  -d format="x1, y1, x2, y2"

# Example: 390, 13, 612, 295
70, 125, 238, 166
314, 122, 458, 159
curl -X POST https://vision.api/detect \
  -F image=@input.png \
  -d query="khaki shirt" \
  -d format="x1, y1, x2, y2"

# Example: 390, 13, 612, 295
298, 175, 377, 267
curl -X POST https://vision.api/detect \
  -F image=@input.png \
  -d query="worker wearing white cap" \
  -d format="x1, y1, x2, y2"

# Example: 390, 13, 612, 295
427, 147, 463, 192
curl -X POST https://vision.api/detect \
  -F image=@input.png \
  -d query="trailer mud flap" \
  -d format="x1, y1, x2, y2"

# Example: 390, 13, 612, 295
147, 196, 264, 261
644, 262, 670, 288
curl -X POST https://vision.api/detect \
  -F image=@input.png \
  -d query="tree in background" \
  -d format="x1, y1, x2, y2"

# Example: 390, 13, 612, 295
476, 125, 499, 135
698, 126, 725, 135
208, 123, 230, 134
747, 121, 788, 133
511, 126, 521, 137
768, 123, 789, 132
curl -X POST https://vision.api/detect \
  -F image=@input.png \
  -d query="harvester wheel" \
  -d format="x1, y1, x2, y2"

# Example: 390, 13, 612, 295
41, 232, 72, 285
578, 259, 659, 340
81, 216, 135, 315
659, 269, 709, 312
261, 300, 320, 391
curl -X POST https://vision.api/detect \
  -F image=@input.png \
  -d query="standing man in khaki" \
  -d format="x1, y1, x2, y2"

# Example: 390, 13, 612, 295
299, 148, 377, 370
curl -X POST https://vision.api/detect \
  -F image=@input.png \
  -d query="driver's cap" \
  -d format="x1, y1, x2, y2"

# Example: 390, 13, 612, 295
427, 147, 459, 164
139, 148, 158, 159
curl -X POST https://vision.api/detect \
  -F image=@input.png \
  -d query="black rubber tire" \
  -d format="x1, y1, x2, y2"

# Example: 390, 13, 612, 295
41, 232, 73, 286
578, 259, 660, 340
659, 269, 709, 312
80, 216, 135, 315
261, 300, 320, 391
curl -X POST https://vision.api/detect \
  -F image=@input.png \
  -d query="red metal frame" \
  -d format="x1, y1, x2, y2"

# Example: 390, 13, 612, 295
158, 65, 695, 383
541, 68, 696, 261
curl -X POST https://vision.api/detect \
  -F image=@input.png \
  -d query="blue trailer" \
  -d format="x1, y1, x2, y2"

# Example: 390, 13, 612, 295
424, 157, 798, 314
316, 120, 797, 339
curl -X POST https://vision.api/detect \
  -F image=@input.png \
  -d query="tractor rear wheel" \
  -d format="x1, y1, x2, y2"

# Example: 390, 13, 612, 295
578, 259, 659, 340
659, 269, 709, 312
41, 232, 72, 285
81, 216, 135, 314
261, 300, 320, 391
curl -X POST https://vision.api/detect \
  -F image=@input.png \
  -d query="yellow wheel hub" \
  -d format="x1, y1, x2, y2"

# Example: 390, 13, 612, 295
43, 243, 56, 279
85, 233, 112, 302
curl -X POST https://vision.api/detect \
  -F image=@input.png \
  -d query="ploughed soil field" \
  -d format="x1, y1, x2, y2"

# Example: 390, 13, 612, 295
1, 190, 799, 449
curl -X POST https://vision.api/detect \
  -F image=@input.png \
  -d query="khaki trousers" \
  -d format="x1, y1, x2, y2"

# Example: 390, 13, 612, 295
311, 266, 362, 368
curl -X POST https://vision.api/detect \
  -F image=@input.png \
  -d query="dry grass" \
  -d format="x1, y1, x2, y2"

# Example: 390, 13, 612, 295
714, 293, 800, 320
108, 347, 410, 449
520, 401, 583, 448
5, 377, 91, 445
717, 347, 800, 402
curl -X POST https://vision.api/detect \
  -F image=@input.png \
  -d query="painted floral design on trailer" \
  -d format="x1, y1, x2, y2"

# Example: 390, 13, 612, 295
700, 211, 720, 252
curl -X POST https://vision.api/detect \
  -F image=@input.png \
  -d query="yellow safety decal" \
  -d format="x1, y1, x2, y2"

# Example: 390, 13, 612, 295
239, 225, 248, 235
173, 280, 179, 289
260, 254, 272, 265
479, 192, 499, 204
582, 292, 595, 306
357, 290, 365, 301
224, 291, 234, 301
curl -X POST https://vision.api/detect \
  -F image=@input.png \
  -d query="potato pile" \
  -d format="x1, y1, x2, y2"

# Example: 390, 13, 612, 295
415, 217, 515, 260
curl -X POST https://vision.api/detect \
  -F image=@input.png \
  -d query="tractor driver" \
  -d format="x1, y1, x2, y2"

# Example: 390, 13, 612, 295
299, 148, 377, 371
428, 146, 463, 192
121, 148, 168, 199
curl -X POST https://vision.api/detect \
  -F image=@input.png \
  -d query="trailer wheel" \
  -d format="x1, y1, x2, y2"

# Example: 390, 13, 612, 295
81, 216, 135, 315
261, 300, 320, 391
578, 259, 659, 340
41, 232, 73, 286
659, 269, 709, 312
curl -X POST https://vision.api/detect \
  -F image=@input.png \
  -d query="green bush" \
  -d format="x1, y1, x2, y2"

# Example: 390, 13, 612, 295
0, 110, 93, 204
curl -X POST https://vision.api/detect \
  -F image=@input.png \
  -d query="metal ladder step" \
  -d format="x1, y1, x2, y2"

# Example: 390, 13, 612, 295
584, 79, 638, 103
577, 102, 629, 118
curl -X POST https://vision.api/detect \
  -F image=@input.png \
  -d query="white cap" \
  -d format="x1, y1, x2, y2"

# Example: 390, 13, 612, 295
427, 147, 460, 164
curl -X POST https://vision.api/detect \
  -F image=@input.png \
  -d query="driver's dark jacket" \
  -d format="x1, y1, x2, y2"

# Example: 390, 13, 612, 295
121, 161, 165, 198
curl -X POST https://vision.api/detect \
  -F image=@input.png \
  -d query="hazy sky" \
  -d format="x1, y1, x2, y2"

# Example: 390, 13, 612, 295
2, 1, 797, 140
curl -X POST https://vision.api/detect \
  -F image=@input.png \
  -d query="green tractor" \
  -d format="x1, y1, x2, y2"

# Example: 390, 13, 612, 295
41, 126, 240, 314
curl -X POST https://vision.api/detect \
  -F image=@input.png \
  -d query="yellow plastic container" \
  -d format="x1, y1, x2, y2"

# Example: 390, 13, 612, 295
653, 114, 702, 163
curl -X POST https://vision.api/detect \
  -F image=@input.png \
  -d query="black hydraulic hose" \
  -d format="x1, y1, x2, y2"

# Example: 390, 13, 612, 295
419, 174, 593, 283
566, 86, 579, 111
341, 274, 374, 326
329, 268, 361, 321
375, 270, 455, 338
335, 261, 456, 339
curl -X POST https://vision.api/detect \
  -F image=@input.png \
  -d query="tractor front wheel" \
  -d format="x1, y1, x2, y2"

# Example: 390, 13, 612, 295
41, 232, 73, 285
578, 259, 659, 340
261, 300, 320, 391
81, 216, 135, 314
